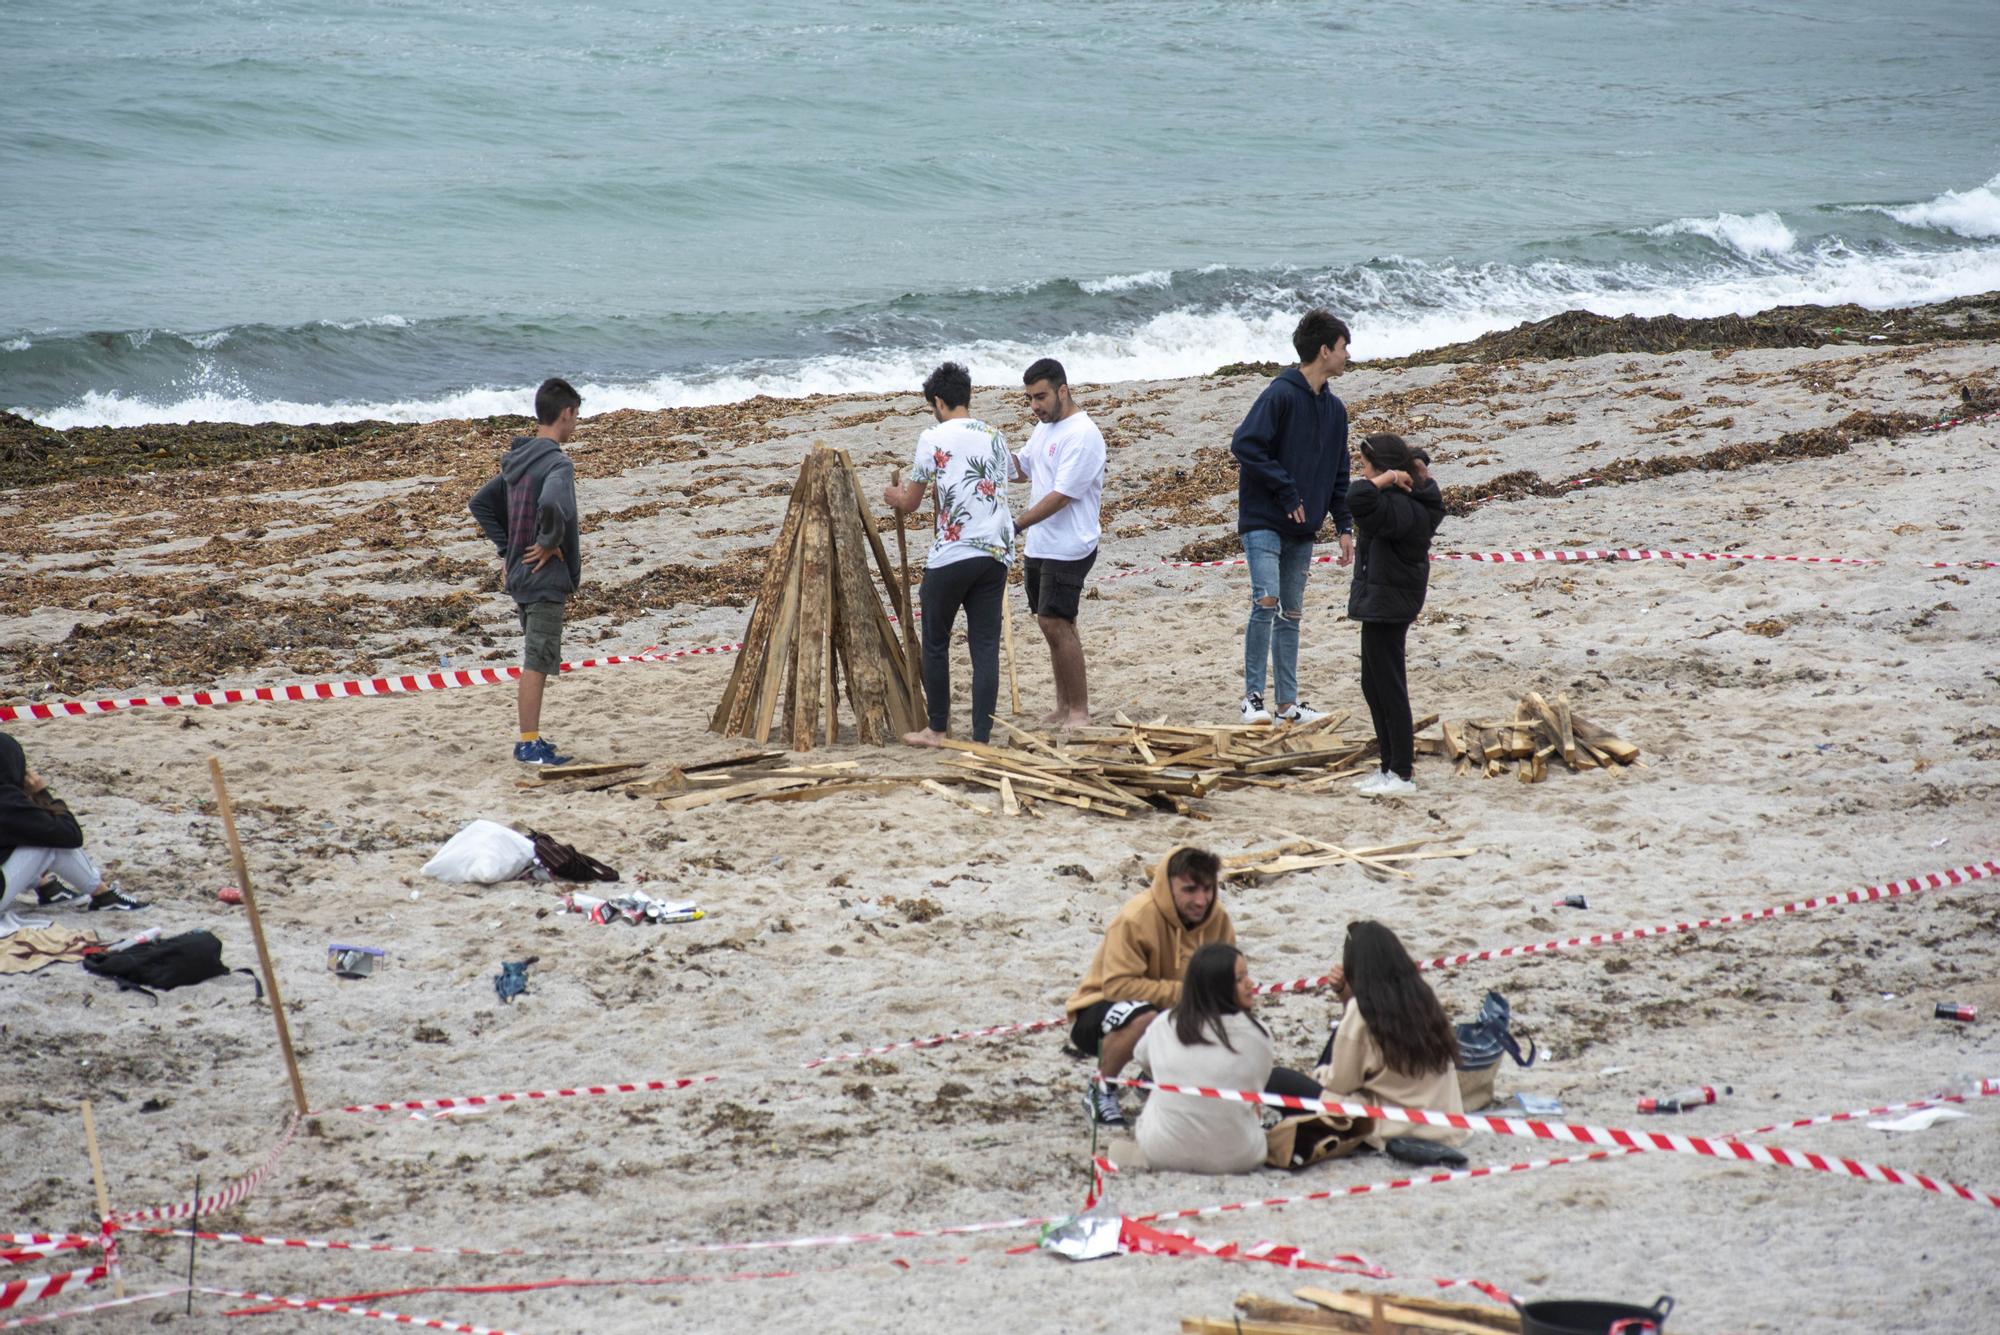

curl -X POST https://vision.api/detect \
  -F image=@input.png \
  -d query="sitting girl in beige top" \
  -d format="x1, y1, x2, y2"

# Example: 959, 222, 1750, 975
1313, 920, 1469, 1149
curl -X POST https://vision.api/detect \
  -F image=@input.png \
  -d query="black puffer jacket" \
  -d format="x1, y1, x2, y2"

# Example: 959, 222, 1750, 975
1345, 478, 1445, 624
0, 734, 84, 893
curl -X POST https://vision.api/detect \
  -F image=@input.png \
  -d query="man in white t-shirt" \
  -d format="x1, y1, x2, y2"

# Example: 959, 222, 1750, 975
882, 361, 1016, 747
1010, 357, 1106, 730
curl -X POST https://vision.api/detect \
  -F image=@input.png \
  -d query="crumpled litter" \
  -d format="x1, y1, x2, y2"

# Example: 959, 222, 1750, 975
1868, 1108, 1969, 1133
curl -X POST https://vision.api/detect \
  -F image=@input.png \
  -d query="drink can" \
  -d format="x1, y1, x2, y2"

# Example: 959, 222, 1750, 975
1553, 894, 1587, 908
1936, 1003, 1977, 1024
112, 928, 164, 951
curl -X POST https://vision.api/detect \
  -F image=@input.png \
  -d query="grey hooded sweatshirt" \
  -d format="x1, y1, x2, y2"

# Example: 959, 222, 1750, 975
469, 434, 582, 605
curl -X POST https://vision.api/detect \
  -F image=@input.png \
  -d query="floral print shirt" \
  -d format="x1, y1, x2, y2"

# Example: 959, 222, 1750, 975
910, 417, 1016, 568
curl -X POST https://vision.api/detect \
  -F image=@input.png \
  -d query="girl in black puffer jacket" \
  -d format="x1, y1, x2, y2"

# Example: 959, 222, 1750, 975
1345, 435, 1444, 795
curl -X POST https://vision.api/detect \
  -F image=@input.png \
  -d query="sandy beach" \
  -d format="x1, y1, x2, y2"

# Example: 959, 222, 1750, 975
4, 333, 1998, 1333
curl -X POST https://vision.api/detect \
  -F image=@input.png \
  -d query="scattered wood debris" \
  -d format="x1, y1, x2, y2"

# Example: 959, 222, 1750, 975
923, 712, 1390, 820
1222, 835, 1478, 882
709, 442, 924, 749
516, 750, 921, 810
1182, 1288, 1520, 1334
1420, 690, 1640, 782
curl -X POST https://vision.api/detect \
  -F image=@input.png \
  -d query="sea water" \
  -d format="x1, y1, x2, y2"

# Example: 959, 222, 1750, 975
2, 0, 1996, 427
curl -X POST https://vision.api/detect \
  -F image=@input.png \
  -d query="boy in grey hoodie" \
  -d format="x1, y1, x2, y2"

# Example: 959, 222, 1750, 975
469, 377, 584, 765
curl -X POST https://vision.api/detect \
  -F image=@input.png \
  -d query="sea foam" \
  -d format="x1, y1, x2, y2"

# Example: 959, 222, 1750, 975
1647, 211, 1797, 259
1876, 173, 2000, 240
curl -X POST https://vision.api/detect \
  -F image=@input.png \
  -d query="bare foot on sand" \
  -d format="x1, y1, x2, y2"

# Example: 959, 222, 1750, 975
902, 727, 948, 748
1050, 711, 1092, 732
1035, 708, 1068, 729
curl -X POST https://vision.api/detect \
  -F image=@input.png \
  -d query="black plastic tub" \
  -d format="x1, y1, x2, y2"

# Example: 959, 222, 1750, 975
1514, 1294, 1674, 1335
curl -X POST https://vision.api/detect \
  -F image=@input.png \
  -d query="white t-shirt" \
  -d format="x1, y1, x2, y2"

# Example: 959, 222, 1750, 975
1016, 410, 1106, 561
910, 417, 1016, 569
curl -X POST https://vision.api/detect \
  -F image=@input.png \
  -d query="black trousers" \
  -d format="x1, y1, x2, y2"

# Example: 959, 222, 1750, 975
1266, 1065, 1323, 1099
1359, 619, 1414, 779
920, 557, 1005, 741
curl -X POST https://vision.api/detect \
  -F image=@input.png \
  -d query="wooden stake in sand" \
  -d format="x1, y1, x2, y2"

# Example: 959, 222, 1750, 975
208, 758, 310, 1117
1002, 578, 1022, 716
891, 466, 922, 698
711, 445, 924, 748
79, 1100, 123, 1299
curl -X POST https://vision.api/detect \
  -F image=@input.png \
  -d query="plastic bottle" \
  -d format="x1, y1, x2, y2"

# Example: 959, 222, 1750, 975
1637, 1084, 1731, 1114
110, 928, 164, 951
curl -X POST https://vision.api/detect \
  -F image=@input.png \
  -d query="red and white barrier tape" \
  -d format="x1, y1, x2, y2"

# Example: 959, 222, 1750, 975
0, 1241, 89, 1270
1096, 546, 1996, 585
323, 1074, 718, 1117
142, 1212, 1055, 1262
0, 1286, 188, 1331
0, 643, 741, 726
0, 1267, 107, 1314
199, 1289, 526, 1335
1102, 1077, 2000, 1210
1110, 1081, 2000, 1227
808, 859, 1998, 1069
113, 1114, 301, 1224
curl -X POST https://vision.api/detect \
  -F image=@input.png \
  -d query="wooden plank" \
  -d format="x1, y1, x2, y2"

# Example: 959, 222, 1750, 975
821, 453, 897, 742
743, 779, 914, 804
1439, 720, 1468, 761
921, 778, 995, 815
1570, 713, 1640, 764
658, 775, 819, 812
752, 526, 807, 744
834, 446, 924, 729
1550, 692, 1579, 766
999, 775, 1020, 816
1293, 1287, 1520, 1333
1235, 1295, 1365, 1330
789, 490, 833, 750
948, 771, 1127, 816
713, 459, 814, 735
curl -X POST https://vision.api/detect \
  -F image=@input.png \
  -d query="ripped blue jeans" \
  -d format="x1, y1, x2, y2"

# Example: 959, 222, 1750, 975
1241, 529, 1314, 707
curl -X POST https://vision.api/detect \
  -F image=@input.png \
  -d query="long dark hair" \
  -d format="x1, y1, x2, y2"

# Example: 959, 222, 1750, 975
1343, 922, 1457, 1077
1174, 943, 1267, 1052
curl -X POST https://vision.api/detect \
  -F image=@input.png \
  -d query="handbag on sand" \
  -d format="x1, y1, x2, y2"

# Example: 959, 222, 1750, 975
1455, 990, 1536, 1110
1264, 1113, 1374, 1170
529, 831, 619, 883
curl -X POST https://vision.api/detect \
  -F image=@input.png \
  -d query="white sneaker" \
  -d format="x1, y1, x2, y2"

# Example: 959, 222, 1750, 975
1278, 702, 1324, 724
1366, 774, 1418, 798
1240, 694, 1273, 725
1354, 769, 1392, 792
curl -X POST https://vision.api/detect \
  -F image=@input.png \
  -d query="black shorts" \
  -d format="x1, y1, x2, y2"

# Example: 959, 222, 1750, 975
1067, 999, 1159, 1056
1025, 550, 1098, 621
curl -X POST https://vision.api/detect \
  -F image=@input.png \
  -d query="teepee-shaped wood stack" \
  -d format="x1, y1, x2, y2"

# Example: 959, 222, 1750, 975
709, 444, 924, 749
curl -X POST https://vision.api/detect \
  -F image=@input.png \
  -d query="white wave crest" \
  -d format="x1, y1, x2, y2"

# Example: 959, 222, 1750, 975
1876, 173, 2000, 240
22, 241, 2000, 430
1079, 269, 1174, 295
1648, 210, 1797, 259
2, 338, 29, 353
186, 329, 232, 350
316, 314, 412, 331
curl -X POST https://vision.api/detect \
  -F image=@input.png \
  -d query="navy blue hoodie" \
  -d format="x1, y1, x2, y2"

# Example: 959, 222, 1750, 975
1230, 367, 1351, 538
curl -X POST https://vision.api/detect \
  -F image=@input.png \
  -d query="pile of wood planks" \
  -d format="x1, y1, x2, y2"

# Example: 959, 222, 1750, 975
518, 751, 921, 811
709, 443, 924, 749
1184, 1288, 1521, 1334
1419, 690, 1641, 783
924, 712, 1388, 820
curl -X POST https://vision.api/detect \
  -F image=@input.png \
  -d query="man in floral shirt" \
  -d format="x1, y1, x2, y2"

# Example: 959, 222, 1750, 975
882, 361, 1016, 746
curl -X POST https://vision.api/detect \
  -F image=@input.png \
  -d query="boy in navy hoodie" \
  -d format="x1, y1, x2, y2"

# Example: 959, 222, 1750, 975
470, 377, 584, 765
1229, 310, 1354, 724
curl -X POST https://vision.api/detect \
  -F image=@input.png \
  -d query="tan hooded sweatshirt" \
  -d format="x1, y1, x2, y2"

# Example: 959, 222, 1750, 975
1065, 846, 1235, 1015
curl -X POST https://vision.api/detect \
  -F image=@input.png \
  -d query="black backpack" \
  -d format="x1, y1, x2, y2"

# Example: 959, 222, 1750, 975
82, 931, 260, 1002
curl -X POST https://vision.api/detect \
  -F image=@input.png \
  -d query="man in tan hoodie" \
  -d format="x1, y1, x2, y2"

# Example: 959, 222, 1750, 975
1066, 846, 1233, 1127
